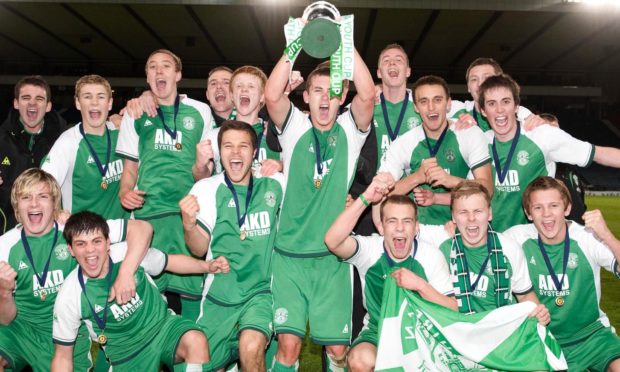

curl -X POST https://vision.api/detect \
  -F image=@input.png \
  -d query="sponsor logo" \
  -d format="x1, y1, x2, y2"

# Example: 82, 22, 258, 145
1, 156, 10, 166
94, 304, 105, 313
530, 256, 536, 266
228, 198, 236, 208
87, 155, 95, 164
144, 120, 153, 127
18, 261, 28, 270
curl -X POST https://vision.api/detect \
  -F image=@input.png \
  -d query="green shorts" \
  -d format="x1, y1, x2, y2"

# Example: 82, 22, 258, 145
110, 315, 202, 371
0, 318, 91, 372
351, 322, 378, 348
197, 293, 273, 370
563, 326, 620, 372
272, 251, 352, 345
147, 214, 203, 299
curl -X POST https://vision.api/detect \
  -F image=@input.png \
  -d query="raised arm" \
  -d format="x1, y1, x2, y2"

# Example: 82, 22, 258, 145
0, 262, 17, 325
325, 173, 394, 258
593, 146, 620, 168
583, 209, 620, 275
349, 48, 376, 132
264, 54, 293, 130
179, 194, 211, 256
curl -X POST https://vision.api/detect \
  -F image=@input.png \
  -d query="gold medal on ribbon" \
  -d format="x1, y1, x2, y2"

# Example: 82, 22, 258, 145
40, 291, 46, 301
101, 181, 108, 190
98, 334, 107, 345
240, 230, 247, 241
555, 296, 564, 307
314, 179, 322, 189
175, 143, 182, 150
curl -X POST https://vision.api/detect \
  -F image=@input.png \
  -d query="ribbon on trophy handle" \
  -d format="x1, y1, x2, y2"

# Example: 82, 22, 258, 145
283, 1, 354, 98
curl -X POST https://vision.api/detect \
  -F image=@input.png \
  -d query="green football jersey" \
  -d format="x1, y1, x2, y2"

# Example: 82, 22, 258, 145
116, 96, 215, 219
486, 125, 594, 232
347, 235, 453, 328
438, 231, 532, 313
275, 105, 368, 256
192, 172, 284, 305
52, 245, 168, 364
42, 122, 128, 219
380, 124, 490, 224
0, 220, 126, 334
373, 90, 422, 164
504, 223, 620, 346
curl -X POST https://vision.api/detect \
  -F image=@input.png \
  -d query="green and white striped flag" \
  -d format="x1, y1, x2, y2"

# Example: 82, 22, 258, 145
375, 278, 567, 371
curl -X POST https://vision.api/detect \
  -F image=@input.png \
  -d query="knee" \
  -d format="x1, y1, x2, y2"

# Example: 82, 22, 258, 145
179, 330, 209, 360
276, 334, 302, 363
325, 344, 347, 358
346, 348, 374, 372
239, 330, 267, 357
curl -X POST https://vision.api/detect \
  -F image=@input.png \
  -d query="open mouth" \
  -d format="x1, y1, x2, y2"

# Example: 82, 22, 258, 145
84, 255, 99, 271
239, 95, 250, 107
216, 92, 227, 103
28, 211, 43, 224
318, 104, 330, 120
156, 79, 167, 90
230, 159, 243, 172
393, 237, 406, 250
494, 115, 508, 127
89, 109, 102, 121
26, 108, 38, 122
388, 68, 399, 78
427, 113, 440, 122
541, 220, 555, 232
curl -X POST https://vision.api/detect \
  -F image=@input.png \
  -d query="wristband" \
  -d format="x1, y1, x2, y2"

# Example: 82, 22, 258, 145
359, 194, 369, 207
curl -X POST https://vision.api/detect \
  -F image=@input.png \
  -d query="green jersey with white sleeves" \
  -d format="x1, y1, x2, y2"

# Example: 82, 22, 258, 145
52, 245, 168, 364
347, 235, 453, 328
486, 125, 595, 232
42, 122, 128, 219
0, 220, 126, 334
380, 123, 490, 224
436, 228, 533, 313
373, 90, 422, 164
275, 105, 368, 257
191, 172, 284, 305
448, 100, 532, 132
115, 95, 215, 219
504, 223, 620, 346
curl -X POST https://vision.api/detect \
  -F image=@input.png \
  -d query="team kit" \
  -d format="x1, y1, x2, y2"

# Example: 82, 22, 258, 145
0, 19, 619, 372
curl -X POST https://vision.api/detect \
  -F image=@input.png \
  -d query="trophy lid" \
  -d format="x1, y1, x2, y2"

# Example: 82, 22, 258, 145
302, 1, 340, 22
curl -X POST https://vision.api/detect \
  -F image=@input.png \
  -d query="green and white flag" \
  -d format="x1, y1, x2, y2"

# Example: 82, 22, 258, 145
375, 278, 567, 371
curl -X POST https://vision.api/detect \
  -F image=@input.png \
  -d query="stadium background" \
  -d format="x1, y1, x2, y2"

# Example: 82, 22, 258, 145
0, 0, 618, 369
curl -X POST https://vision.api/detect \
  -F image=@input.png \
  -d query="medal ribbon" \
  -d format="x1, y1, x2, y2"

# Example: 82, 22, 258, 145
423, 124, 449, 157
253, 120, 264, 161
77, 256, 113, 334
380, 92, 409, 141
223, 173, 254, 231
455, 232, 493, 292
156, 95, 180, 140
537, 224, 570, 292
491, 123, 521, 184
21, 222, 59, 288
384, 239, 418, 268
79, 123, 111, 179
311, 127, 325, 178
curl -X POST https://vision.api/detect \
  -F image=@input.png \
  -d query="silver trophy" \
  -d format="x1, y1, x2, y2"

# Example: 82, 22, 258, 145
301, 1, 342, 59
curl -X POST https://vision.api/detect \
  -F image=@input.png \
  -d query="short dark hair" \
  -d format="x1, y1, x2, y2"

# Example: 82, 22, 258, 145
380, 195, 417, 221
208, 66, 233, 78
478, 74, 521, 109
15, 75, 51, 102
451, 181, 491, 210
412, 75, 450, 101
63, 211, 109, 245
466, 57, 503, 81
522, 176, 572, 214
217, 120, 258, 151
378, 43, 409, 67
539, 113, 559, 125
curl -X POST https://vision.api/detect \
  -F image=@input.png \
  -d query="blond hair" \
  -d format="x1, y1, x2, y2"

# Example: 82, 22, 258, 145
11, 168, 62, 222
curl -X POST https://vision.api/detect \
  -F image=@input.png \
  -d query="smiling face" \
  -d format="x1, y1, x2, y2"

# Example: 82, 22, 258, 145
220, 128, 255, 185
146, 52, 181, 105
16, 182, 56, 237
231, 72, 264, 119
381, 201, 419, 262
207, 69, 233, 117
377, 47, 410, 89
303, 73, 342, 130
69, 229, 111, 279
76, 83, 112, 133
452, 194, 492, 248
481, 86, 518, 141
467, 64, 497, 103
414, 84, 451, 137
526, 189, 570, 245
14, 84, 51, 133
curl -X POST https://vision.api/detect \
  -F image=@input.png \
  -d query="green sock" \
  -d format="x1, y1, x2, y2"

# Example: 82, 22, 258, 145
271, 359, 298, 372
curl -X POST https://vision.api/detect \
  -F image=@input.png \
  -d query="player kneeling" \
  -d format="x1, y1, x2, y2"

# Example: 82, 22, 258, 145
51, 211, 229, 371
325, 173, 457, 372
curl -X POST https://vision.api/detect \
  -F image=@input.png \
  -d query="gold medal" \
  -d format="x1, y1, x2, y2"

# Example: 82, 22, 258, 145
40, 291, 46, 301
555, 296, 564, 307
240, 230, 247, 241
314, 179, 322, 189
175, 143, 182, 150
101, 181, 108, 190
98, 334, 107, 345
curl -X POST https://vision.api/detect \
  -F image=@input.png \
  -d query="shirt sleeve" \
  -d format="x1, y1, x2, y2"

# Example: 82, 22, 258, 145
115, 114, 140, 161
41, 129, 76, 189
499, 233, 533, 294
52, 271, 83, 345
517, 105, 533, 122
456, 125, 491, 170
106, 219, 127, 244
534, 126, 595, 168
347, 235, 383, 277
109, 244, 167, 277
192, 179, 217, 236
576, 226, 620, 280
378, 131, 413, 180
277, 104, 311, 154
418, 243, 455, 296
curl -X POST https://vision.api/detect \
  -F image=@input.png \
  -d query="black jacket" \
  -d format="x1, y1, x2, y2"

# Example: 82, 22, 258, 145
0, 109, 67, 233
